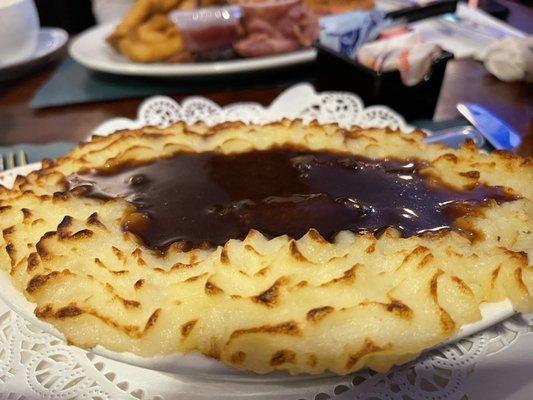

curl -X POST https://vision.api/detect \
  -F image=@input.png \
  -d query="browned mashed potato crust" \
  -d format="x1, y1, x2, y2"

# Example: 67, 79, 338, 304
0, 120, 531, 375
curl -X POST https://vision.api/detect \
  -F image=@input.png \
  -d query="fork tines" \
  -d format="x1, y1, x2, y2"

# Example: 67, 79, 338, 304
16, 149, 28, 167
0, 150, 28, 172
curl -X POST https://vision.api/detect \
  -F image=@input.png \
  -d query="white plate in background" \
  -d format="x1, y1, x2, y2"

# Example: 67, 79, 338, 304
69, 20, 316, 77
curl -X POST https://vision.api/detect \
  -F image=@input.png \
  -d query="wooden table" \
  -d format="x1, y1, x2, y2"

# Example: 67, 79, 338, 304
1, 0, 532, 156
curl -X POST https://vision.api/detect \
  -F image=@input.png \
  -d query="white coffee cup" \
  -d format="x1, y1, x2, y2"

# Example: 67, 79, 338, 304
0, 0, 40, 66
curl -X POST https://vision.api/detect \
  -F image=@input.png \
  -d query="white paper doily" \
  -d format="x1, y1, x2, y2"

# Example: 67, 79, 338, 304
0, 83, 531, 399
91, 83, 413, 138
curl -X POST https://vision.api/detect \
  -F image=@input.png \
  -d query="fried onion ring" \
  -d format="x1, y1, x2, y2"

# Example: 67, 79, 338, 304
136, 14, 178, 43
114, 0, 154, 37
115, 15, 184, 63
117, 34, 185, 63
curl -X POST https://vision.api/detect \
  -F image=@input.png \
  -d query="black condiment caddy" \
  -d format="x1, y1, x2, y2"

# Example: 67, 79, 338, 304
314, 0, 457, 120
314, 44, 454, 121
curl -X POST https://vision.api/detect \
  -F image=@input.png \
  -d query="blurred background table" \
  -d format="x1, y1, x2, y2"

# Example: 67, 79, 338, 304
1, 0, 531, 156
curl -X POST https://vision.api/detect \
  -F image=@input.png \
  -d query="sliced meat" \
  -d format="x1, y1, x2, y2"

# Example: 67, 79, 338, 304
234, 0, 319, 58
234, 33, 301, 57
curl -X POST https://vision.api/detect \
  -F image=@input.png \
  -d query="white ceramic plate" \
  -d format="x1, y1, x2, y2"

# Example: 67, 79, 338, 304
69, 20, 317, 77
0, 162, 516, 380
0, 27, 68, 81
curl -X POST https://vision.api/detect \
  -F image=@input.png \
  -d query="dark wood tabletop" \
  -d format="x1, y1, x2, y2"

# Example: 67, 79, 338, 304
1, 0, 532, 156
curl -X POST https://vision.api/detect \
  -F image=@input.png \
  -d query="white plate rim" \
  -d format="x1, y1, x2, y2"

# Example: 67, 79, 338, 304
69, 20, 317, 77
0, 27, 68, 72
0, 162, 516, 379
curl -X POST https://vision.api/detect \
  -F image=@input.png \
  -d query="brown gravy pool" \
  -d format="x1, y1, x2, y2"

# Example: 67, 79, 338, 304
67, 148, 515, 249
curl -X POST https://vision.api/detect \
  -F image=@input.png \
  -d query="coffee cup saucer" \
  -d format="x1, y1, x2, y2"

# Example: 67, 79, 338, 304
0, 27, 68, 81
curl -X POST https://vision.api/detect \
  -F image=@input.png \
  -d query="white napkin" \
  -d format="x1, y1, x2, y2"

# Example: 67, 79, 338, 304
410, 3, 525, 59
319, 10, 388, 59
357, 33, 442, 86
477, 36, 533, 83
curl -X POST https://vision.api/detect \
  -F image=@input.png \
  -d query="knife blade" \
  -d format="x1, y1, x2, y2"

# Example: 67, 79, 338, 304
456, 103, 522, 150
423, 125, 485, 148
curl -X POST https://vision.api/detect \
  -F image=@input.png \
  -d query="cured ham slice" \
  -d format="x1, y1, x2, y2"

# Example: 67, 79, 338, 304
234, 0, 319, 57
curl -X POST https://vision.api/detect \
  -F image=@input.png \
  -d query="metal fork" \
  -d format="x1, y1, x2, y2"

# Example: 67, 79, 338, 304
0, 150, 28, 172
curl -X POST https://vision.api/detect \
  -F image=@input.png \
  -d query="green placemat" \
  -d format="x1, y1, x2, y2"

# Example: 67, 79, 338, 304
29, 57, 315, 109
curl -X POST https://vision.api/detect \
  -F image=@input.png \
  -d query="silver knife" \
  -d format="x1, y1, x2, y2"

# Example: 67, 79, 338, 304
457, 103, 522, 151
423, 125, 485, 148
